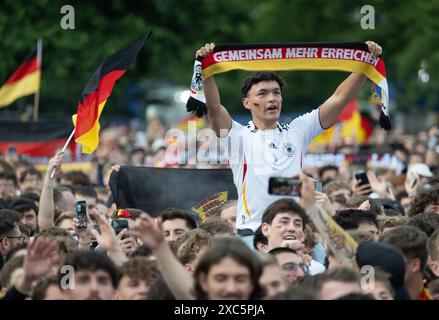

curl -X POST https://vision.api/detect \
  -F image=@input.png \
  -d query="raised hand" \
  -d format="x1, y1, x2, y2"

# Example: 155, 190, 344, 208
299, 173, 316, 211
130, 213, 165, 251
21, 237, 60, 290
196, 43, 215, 59
90, 213, 119, 251
365, 41, 382, 57
47, 150, 65, 180
315, 191, 336, 216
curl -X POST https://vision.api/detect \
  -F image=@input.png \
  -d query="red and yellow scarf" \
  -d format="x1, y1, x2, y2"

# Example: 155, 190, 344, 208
187, 42, 390, 130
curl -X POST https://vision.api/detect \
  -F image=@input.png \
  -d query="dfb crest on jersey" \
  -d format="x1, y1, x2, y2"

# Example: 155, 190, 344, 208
284, 143, 296, 157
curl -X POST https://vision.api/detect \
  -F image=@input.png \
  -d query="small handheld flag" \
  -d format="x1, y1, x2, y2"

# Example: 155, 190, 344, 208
74, 32, 151, 154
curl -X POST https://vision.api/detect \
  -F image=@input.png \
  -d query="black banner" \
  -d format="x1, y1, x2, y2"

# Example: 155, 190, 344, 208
109, 166, 237, 217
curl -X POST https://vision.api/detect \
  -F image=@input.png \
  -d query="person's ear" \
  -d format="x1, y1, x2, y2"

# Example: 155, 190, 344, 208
256, 242, 268, 252
184, 263, 194, 273
409, 258, 421, 273
0, 238, 9, 251
261, 223, 270, 238
242, 97, 251, 111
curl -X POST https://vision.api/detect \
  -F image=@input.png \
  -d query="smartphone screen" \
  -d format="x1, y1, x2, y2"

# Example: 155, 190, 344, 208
355, 172, 370, 186
75, 200, 87, 229
111, 219, 129, 235
268, 177, 301, 196
315, 181, 323, 193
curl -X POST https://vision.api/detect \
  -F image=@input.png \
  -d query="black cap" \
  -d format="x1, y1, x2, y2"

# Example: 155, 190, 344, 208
356, 241, 411, 300
10, 197, 38, 215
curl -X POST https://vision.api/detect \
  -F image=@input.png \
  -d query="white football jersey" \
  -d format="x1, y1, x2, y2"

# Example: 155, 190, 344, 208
219, 108, 324, 232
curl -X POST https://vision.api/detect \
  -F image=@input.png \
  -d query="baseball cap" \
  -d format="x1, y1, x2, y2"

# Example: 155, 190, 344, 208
408, 163, 434, 178
356, 241, 411, 300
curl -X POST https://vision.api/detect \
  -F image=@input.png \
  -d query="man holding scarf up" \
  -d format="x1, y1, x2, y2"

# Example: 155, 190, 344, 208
194, 41, 383, 247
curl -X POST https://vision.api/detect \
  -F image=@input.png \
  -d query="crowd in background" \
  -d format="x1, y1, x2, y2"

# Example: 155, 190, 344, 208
1, 113, 439, 300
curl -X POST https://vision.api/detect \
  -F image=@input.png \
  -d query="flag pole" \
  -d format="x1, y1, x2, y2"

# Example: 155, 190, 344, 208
33, 38, 42, 122
50, 128, 75, 179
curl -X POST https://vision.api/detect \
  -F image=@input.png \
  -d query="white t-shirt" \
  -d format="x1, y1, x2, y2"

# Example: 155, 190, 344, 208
219, 108, 324, 232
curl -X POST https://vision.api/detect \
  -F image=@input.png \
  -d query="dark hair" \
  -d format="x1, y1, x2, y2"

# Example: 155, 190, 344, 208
19, 168, 42, 183
74, 185, 97, 200
131, 244, 153, 258
262, 198, 308, 229
20, 191, 40, 203
241, 72, 286, 97
193, 237, 263, 300
333, 209, 379, 230
396, 190, 409, 202
0, 209, 20, 237
147, 277, 175, 300
159, 208, 197, 230
319, 165, 339, 180
345, 196, 382, 216
10, 197, 38, 216
380, 225, 428, 270
408, 189, 439, 217
253, 225, 268, 250
0, 170, 17, 186
61, 170, 91, 187
268, 246, 298, 257
32, 276, 60, 300
61, 251, 119, 288
408, 212, 439, 237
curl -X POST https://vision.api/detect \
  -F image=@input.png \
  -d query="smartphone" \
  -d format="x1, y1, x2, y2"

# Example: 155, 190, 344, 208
75, 200, 87, 229
111, 219, 129, 235
355, 172, 370, 187
268, 177, 323, 196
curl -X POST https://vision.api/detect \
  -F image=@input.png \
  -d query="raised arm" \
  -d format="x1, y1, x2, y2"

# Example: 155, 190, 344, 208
318, 41, 382, 129
38, 151, 64, 231
299, 173, 358, 267
196, 43, 232, 137
131, 213, 195, 300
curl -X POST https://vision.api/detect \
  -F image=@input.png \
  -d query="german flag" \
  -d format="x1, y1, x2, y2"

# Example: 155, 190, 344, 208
0, 119, 75, 158
0, 49, 41, 108
74, 32, 150, 154
311, 100, 373, 147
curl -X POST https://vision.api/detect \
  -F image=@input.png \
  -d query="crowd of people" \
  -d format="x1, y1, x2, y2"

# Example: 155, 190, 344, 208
1, 41, 439, 301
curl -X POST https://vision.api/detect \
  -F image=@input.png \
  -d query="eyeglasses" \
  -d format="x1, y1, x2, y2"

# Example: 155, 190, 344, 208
281, 262, 309, 274
0, 236, 27, 243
